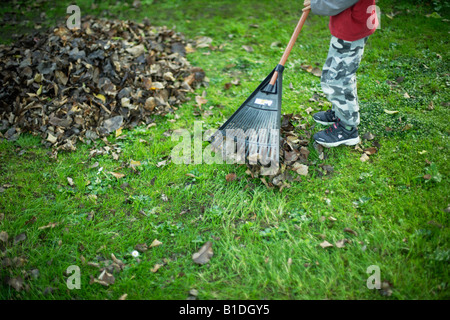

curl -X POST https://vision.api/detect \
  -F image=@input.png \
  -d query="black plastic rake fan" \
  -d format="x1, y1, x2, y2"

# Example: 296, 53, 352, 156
209, 10, 310, 170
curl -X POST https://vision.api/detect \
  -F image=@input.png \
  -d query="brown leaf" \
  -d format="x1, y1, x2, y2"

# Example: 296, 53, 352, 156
0, 231, 8, 243
150, 263, 164, 273
118, 294, 128, 300
360, 153, 370, 162
135, 243, 148, 252
311, 67, 322, 77
225, 173, 237, 182
14, 233, 26, 245
150, 239, 163, 248
319, 240, 333, 249
343, 228, 358, 236
38, 222, 59, 230
363, 132, 375, 140
98, 270, 115, 286
192, 241, 213, 265
335, 239, 348, 248
195, 95, 208, 108
7, 277, 24, 292
364, 147, 377, 155
109, 172, 125, 179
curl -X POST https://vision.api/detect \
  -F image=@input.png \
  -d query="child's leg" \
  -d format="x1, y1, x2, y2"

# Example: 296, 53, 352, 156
320, 36, 367, 127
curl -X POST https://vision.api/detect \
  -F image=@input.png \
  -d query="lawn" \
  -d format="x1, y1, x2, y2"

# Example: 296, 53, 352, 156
0, 0, 449, 300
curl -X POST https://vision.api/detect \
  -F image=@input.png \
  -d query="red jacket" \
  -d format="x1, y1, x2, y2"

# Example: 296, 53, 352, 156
329, 0, 378, 41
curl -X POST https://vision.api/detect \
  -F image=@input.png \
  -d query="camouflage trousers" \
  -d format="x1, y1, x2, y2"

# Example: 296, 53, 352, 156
321, 36, 368, 127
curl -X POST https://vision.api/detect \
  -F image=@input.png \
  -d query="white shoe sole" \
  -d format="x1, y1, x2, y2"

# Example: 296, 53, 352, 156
313, 119, 336, 126
315, 136, 360, 148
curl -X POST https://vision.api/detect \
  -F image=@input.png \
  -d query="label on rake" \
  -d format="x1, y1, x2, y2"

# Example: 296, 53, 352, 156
254, 98, 273, 106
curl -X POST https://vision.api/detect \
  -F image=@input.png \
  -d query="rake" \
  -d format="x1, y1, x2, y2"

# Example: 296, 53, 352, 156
210, 10, 310, 171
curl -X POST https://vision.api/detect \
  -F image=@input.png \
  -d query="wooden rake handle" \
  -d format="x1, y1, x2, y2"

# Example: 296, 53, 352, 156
269, 9, 310, 85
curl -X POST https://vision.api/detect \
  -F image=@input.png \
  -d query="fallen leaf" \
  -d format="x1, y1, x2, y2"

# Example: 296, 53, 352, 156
226, 173, 237, 182
311, 67, 322, 77
67, 177, 74, 186
363, 132, 375, 140
305, 107, 314, 114
319, 240, 333, 249
109, 172, 125, 179
364, 147, 377, 155
292, 162, 308, 176
150, 239, 163, 248
93, 93, 106, 103
192, 241, 213, 265
242, 45, 254, 53
98, 270, 115, 286
0, 231, 8, 242
384, 109, 399, 114
7, 277, 24, 292
360, 153, 370, 162
151, 263, 163, 273
335, 239, 348, 248
195, 95, 208, 108
380, 280, 393, 296
38, 222, 59, 230
343, 228, 358, 236
156, 160, 167, 168
14, 233, 26, 245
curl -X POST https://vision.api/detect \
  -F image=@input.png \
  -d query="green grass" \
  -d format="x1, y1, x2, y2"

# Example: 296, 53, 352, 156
0, 0, 449, 300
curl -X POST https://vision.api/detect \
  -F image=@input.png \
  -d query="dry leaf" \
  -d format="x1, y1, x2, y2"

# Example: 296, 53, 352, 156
343, 228, 358, 236
363, 132, 375, 140
384, 109, 399, 114
195, 95, 208, 108
226, 173, 237, 182
156, 160, 167, 168
14, 233, 26, 245
360, 153, 370, 162
98, 270, 115, 286
335, 239, 348, 248
364, 147, 377, 155
292, 162, 308, 176
0, 231, 8, 243
242, 45, 254, 53
151, 263, 163, 273
192, 241, 213, 265
150, 239, 163, 248
109, 172, 125, 179
38, 222, 58, 230
319, 240, 333, 249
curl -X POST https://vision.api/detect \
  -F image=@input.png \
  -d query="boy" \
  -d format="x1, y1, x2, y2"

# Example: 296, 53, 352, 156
303, 0, 378, 147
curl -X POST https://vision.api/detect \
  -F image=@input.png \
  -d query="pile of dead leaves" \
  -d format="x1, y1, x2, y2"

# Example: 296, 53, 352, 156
0, 16, 206, 154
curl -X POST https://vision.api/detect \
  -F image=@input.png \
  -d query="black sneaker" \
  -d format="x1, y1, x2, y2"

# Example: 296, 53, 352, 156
313, 109, 338, 125
313, 121, 360, 147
